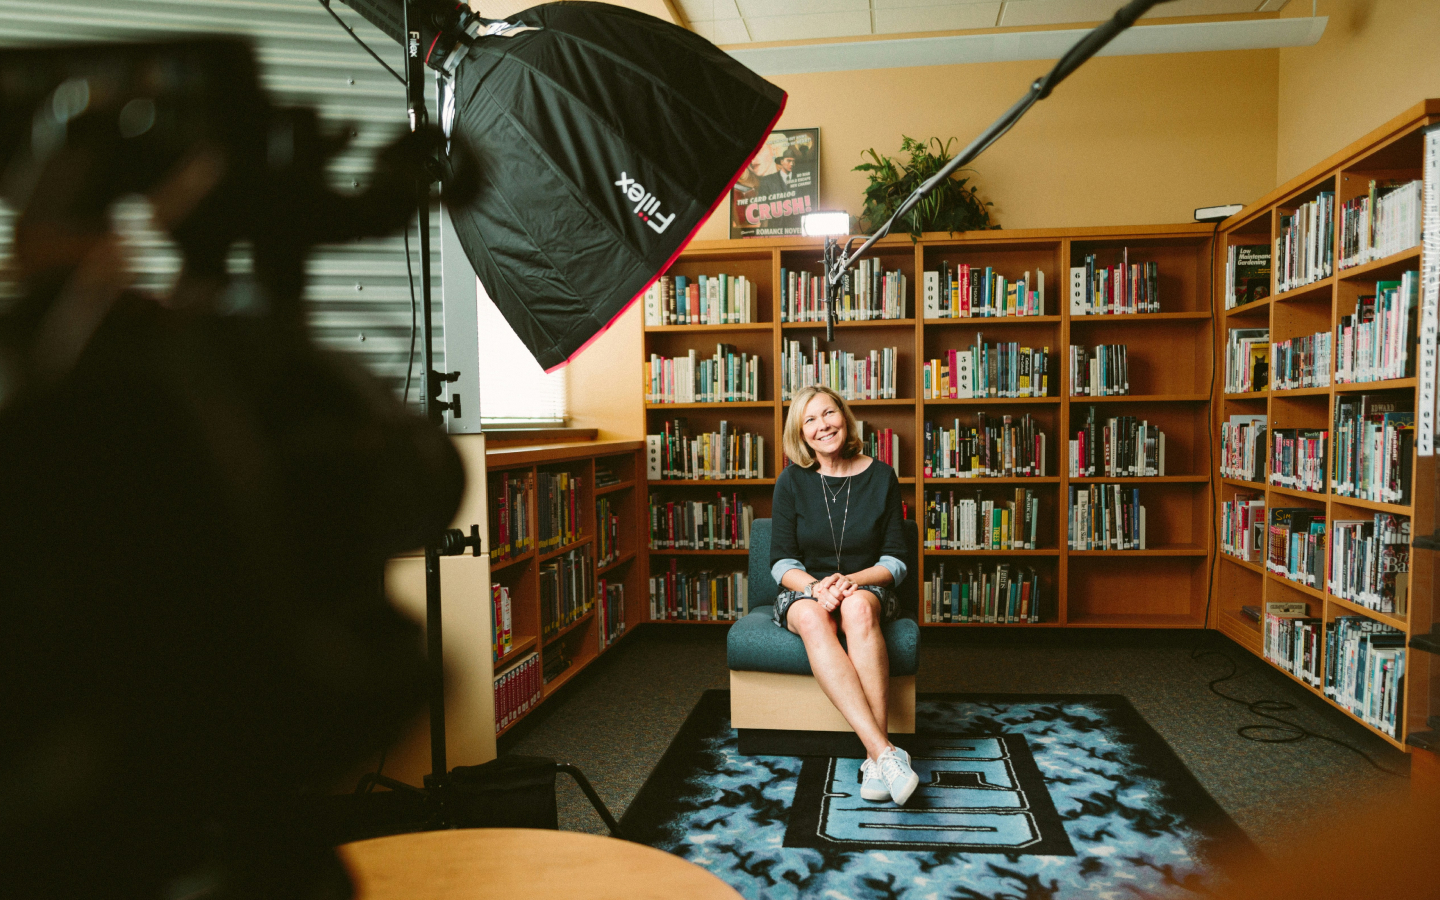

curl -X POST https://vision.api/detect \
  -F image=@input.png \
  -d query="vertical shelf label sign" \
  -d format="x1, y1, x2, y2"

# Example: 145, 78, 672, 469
1419, 125, 1440, 455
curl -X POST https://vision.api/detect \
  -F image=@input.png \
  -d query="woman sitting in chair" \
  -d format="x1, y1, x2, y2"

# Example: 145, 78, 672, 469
770, 385, 919, 806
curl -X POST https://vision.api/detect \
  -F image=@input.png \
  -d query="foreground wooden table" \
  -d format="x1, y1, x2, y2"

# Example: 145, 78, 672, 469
339, 828, 743, 900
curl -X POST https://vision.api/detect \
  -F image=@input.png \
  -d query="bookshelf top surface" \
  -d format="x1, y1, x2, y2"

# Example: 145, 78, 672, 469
486, 440, 644, 468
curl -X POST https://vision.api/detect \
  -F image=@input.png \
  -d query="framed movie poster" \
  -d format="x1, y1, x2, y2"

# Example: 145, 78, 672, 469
730, 128, 819, 239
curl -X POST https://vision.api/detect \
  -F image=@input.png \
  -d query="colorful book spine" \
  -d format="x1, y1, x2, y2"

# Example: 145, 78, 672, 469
648, 493, 754, 550
781, 339, 898, 400
648, 565, 748, 621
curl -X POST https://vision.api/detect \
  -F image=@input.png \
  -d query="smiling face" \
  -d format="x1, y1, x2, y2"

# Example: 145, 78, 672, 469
802, 393, 846, 458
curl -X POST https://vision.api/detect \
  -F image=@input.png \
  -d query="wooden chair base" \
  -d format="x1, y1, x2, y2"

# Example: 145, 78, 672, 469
729, 670, 915, 757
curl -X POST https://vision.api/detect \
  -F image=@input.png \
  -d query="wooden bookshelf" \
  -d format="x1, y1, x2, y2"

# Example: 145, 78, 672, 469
1211, 99, 1440, 751
485, 440, 646, 738
643, 223, 1217, 628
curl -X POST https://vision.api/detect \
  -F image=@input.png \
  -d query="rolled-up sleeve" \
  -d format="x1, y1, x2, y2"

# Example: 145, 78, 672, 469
876, 554, 906, 587
771, 557, 806, 586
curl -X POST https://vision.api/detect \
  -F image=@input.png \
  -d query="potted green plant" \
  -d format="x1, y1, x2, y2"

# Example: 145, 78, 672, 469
854, 136, 996, 239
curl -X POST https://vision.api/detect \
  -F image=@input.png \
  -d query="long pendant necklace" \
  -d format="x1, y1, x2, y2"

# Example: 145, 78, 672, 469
819, 467, 853, 571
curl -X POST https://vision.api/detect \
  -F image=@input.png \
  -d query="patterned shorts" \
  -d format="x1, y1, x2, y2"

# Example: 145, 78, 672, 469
773, 584, 901, 630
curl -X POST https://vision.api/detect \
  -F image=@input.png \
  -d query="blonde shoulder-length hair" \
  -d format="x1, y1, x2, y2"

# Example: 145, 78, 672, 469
783, 385, 863, 468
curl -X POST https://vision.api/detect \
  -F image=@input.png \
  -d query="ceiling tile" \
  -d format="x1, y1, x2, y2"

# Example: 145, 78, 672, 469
688, 19, 716, 39
713, 17, 753, 42
1139, 0, 1269, 15
872, 0, 1000, 8
674, 0, 712, 22
875, 3, 1002, 34
677, 0, 744, 21
1001, 0, 1267, 27
736, 0, 869, 14
744, 10, 874, 42
999, 0, 1128, 26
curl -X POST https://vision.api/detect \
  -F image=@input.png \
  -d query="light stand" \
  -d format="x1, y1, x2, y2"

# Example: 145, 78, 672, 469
343, 2, 623, 838
350, 0, 471, 826
818, 0, 1174, 332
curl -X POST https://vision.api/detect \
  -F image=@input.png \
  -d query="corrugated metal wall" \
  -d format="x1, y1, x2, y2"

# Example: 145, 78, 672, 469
0, 0, 442, 399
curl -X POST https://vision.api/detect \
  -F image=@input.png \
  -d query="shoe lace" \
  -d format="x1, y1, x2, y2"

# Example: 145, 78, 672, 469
878, 750, 910, 782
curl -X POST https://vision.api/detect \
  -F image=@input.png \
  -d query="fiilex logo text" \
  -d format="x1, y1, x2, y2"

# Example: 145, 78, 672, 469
615, 172, 674, 234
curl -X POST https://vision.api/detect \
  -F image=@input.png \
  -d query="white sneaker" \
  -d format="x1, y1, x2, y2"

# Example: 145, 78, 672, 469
877, 746, 920, 806
859, 758, 889, 801
860, 746, 910, 801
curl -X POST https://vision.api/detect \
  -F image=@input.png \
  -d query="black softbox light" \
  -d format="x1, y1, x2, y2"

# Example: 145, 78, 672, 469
442, 2, 785, 371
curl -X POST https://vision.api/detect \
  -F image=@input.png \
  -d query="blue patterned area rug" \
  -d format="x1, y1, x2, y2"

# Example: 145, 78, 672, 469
620, 691, 1257, 900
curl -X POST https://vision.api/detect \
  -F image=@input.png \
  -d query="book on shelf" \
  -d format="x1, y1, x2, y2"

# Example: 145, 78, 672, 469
1224, 327, 1269, 393
1324, 616, 1406, 738
647, 418, 765, 480
1331, 395, 1413, 504
925, 338, 1051, 399
1068, 249, 1159, 315
1220, 493, 1265, 562
781, 337, 898, 400
924, 412, 1047, 478
537, 471, 584, 550
542, 644, 571, 685
1266, 600, 1308, 616
1220, 414, 1267, 482
540, 546, 595, 637
490, 470, 535, 563
648, 562, 748, 621
1275, 191, 1334, 292
1265, 507, 1325, 587
923, 487, 1040, 550
491, 582, 514, 661
1269, 428, 1327, 494
646, 345, 761, 404
922, 263, 1044, 318
854, 420, 901, 472
1335, 271, 1419, 383
596, 495, 622, 566
643, 273, 757, 326
649, 492, 754, 550
1271, 332, 1331, 390
782, 257, 908, 322
1239, 604, 1261, 622
923, 562, 1044, 623
1067, 344, 1128, 396
1338, 178, 1422, 269
494, 651, 541, 730
1068, 406, 1166, 477
1264, 611, 1324, 687
596, 579, 625, 650
595, 465, 622, 488
1329, 513, 1410, 616
1067, 483, 1146, 550
1225, 244, 1271, 309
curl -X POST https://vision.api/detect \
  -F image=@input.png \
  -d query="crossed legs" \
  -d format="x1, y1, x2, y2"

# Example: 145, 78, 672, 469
786, 591, 891, 762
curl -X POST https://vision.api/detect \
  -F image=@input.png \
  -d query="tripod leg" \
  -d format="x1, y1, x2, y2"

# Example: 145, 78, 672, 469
554, 763, 623, 839
354, 773, 427, 796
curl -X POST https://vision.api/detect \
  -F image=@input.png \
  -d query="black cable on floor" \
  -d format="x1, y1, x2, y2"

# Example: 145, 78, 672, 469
1191, 641, 1408, 777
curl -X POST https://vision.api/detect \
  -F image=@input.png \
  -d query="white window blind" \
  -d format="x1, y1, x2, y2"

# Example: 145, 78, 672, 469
477, 278, 566, 425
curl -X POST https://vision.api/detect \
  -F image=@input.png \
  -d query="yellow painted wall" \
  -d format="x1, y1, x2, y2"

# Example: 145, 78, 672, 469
568, 48, 1282, 437
694, 49, 1280, 239
1277, 0, 1440, 184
